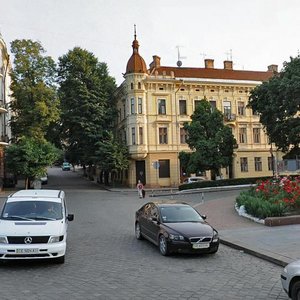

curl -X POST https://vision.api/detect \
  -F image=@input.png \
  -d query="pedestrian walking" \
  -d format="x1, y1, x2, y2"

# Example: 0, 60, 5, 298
137, 180, 144, 199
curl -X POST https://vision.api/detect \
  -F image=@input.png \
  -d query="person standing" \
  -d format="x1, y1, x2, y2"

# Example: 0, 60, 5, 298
136, 180, 144, 198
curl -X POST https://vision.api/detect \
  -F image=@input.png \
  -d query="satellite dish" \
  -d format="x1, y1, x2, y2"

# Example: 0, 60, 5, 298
177, 60, 182, 67
176, 45, 186, 67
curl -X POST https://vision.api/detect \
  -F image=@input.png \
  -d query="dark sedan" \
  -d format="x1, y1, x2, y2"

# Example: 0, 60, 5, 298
135, 202, 219, 256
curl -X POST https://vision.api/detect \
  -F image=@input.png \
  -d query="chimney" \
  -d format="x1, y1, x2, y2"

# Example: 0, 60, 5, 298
204, 59, 214, 69
267, 64, 278, 73
150, 55, 161, 69
224, 60, 233, 70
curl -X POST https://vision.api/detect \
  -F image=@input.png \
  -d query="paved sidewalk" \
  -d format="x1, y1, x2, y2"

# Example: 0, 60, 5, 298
197, 195, 300, 267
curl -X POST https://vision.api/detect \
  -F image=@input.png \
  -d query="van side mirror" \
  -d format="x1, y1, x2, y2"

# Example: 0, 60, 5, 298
67, 214, 74, 221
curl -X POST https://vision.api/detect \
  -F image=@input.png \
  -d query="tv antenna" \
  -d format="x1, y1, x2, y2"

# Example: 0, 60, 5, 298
176, 45, 187, 67
225, 49, 233, 61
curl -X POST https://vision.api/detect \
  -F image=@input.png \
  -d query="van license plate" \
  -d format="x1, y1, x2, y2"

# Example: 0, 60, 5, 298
16, 248, 38, 254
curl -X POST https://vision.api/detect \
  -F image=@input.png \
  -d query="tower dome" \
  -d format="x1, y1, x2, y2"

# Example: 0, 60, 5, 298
125, 29, 147, 74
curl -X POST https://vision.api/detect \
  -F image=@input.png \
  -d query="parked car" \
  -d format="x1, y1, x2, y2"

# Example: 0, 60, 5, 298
281, 259, 300, 299
135, 202, 219, 256
62, 162, 71, 171
183, 176, 208, 184
40, 173, 48, 185
0, 189, 74, 263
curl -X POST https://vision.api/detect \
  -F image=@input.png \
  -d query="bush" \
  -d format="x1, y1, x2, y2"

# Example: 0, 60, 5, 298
236, 176, 300, 219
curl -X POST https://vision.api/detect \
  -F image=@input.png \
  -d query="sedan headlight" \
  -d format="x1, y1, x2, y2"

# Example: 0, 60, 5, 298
49, 236, 63, 243
169, 233, 185, 241
0, 236, 8, 244
213, 230, 219, 242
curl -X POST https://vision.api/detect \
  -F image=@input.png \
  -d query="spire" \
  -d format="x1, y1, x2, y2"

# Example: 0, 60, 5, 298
125, 25, 147, 75
132, 24, 139, 53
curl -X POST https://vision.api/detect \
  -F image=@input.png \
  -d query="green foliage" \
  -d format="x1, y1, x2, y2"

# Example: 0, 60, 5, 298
5, 137, 61, 180
95, 131, 129, 172
9, 39, 60, 141
182, 99, 237, 175
57, 47, 117, 166
235, 177, 300, 219
236, 191, 287, 219
248, 56, 300, 156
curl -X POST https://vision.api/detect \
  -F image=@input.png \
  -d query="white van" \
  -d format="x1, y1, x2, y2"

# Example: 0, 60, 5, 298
0, 189, 74, 264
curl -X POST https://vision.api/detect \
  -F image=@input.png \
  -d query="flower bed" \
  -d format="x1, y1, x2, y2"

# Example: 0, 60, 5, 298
236, 176, 300, 220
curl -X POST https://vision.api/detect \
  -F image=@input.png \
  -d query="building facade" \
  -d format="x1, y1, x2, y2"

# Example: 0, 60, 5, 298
115, 34, 281, 188
0, 33, 12, 187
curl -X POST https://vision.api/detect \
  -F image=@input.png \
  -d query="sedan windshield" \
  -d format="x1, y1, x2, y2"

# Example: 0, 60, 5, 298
1, 201, 63, 220
159, 206, 203, 223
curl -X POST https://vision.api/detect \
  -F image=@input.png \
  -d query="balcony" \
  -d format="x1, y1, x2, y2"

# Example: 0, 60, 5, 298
224, 113, 236, 123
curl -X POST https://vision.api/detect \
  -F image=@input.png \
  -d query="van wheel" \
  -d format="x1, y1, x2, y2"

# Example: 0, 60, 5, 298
291, 281, 300, 300
54, 255, 65, 264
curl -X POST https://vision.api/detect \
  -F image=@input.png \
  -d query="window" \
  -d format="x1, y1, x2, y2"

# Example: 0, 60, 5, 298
268, 157, 274, 171
239, 128, 247, 143
179, 100, 187, 115
240, 157, 248, 172
158, 99, 166, 115
210, 100, 217, 110
131, 127, 136, 145
255, 157, 262, 171
139, 127, 143, 145
123, 104, 126, 118
253, 128, 261, 143
138, 98, 143, 114
130, 98, 135, 114
159, 159, 170, 178
223, 101, 231, 118
180, 128, 187, 144
238, 101, 245, 115
194, 100, 201, 111
138, 82, 141, 89
130, 83, 134, 90
159, 128, 168, 144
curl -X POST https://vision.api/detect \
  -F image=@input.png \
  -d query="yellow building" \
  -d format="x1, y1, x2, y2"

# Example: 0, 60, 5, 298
115, 33, 281, 188
0, 33, 11, 188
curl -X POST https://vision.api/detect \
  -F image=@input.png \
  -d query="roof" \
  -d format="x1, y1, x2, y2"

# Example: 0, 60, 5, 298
8, 189, 63, 202
151, 66, 274, 82
125, 36, 147, 74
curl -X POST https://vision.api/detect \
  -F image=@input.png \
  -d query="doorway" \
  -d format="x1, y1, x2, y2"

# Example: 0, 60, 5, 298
135, 161, 146, 185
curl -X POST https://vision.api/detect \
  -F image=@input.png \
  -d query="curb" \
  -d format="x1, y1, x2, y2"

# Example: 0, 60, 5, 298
220, 238, 292, 267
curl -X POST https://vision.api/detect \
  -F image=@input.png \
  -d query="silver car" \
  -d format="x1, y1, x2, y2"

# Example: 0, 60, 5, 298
281, 259, 300, 299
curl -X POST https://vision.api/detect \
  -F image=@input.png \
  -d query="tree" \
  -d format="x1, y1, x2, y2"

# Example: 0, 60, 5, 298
57, 47, 117, 168
95, 131, 129, 185
248, 56, 300, 157
6, 39, 61, 187
9, 39, 60, 140
5, 138, 60, 188
182, 99, 237, 178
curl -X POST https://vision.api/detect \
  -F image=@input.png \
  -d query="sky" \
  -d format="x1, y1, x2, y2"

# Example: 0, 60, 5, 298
1, 0, 300, 85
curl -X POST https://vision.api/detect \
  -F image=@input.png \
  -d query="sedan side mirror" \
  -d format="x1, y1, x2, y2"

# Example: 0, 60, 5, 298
201, 214, 207, 220
67, 214, 74, 221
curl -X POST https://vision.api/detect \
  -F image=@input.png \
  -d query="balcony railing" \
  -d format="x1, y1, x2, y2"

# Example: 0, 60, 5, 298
224, 113, 236, 122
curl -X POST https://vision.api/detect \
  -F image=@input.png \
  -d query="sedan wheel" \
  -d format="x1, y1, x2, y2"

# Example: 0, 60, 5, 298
291, 281, 300, 300
135, 222, 143, 240
159, 235, 169, 256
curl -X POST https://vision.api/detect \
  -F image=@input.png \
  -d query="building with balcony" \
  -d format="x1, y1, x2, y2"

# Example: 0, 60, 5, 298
0, 33, 12, 187
115, 33, 282, 188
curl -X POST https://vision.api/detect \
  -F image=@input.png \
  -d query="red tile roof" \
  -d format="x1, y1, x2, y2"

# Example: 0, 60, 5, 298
152, 66, 273, 82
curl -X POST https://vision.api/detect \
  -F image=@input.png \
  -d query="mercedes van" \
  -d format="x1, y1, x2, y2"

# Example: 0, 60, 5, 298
0, 189, 74, 263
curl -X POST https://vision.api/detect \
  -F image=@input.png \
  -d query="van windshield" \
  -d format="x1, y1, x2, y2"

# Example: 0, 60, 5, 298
1, 201, 63, 220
